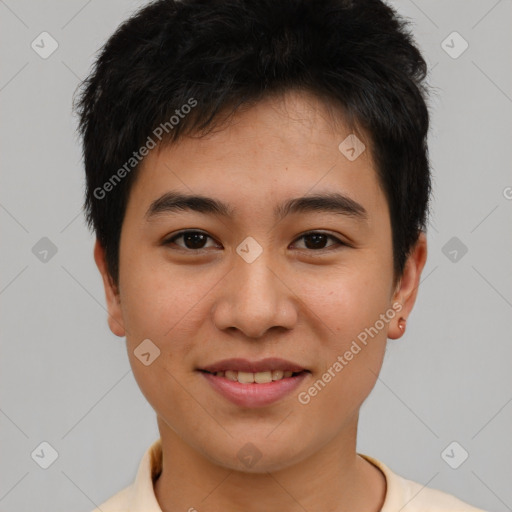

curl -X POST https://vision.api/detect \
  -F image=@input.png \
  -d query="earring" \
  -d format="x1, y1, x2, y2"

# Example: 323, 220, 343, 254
398, 317, 407, 333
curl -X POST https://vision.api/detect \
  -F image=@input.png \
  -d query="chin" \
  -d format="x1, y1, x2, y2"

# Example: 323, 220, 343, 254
202, 436, 312, 474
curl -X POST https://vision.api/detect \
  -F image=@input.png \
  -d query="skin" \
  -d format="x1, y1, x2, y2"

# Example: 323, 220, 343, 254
95, 90, 427, 512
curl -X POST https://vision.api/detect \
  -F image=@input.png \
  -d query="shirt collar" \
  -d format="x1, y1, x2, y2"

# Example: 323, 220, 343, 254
130, 437, 164, 511
130, 439, 399, 511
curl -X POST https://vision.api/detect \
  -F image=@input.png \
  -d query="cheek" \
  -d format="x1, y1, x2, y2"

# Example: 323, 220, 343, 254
119, 256, 209, 343
118, 263, 209, 417
292, 261, 391, 403
294, 262, 392, 338
296, 283, 389, 426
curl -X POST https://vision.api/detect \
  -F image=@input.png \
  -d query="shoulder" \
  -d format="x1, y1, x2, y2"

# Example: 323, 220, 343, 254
90, 485, 133, 512
360, 454, 488, 512
89, 438, 163, 512
392, 477, 487, 512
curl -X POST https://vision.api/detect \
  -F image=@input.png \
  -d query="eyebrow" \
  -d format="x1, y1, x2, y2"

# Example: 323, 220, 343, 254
144, 191, 368, 222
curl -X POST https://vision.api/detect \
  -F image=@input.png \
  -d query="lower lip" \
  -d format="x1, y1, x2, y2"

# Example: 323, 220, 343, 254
199, 371, 309, 408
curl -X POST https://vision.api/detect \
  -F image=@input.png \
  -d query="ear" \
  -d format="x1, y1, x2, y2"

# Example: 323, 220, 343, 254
388, 231, 428, 340
93, 239, 126, 337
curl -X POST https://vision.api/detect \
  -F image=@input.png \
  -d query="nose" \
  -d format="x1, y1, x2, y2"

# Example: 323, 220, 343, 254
212, 252, 298, 339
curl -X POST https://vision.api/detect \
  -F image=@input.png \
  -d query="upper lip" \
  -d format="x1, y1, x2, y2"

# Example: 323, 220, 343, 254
199, 357, 307, 373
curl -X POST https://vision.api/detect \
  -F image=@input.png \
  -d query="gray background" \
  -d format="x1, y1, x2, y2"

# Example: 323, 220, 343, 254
1, 1, 511, 511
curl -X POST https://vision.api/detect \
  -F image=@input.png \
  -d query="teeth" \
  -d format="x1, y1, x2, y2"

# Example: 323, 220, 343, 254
272, 370, 284, 380
255, 371, 272, 383
237, 371, 254, 384
211, 369, 300, 384
225, 370, 238, 381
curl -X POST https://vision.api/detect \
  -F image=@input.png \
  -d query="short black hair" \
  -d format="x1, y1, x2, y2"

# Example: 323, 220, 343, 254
75, 0, 432, 288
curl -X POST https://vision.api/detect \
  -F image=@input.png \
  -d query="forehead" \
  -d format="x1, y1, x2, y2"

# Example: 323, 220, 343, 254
126, 90, 387, 222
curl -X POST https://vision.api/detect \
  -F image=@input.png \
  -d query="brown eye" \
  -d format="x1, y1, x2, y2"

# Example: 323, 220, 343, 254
165, 230, 220, 250
182, 232, 208, 249
292, 231, 344, 250
304, 233, 329, 249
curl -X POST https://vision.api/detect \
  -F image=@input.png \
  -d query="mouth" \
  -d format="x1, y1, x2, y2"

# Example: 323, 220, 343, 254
197, 358, 311, 408
198, 369, 309, 384
199, 357, 308, 375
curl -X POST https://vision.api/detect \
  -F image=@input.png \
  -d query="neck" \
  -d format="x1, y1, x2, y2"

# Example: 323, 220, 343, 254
153, 416, 386, 512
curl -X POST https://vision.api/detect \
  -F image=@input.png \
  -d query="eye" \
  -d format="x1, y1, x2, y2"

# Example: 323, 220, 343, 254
291, 231, 345, 250
163, 230, 346, 252
163, 230, 221, 250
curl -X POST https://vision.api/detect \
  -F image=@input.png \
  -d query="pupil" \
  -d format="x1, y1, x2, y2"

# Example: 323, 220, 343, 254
184, 232, 206, 249
305, 233, 327, 249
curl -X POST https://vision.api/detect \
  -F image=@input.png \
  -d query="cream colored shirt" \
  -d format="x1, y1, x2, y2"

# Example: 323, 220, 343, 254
92, 438, 486, 511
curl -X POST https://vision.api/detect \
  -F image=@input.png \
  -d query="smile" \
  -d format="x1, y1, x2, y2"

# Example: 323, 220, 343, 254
201, 369, 306, 384
199, 369, 310, 408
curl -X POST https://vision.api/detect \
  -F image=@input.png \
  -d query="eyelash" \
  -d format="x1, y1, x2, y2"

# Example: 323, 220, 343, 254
163, 230, 347, 252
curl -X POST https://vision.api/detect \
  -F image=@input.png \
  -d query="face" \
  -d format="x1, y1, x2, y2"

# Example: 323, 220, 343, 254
96, 90, 426, 473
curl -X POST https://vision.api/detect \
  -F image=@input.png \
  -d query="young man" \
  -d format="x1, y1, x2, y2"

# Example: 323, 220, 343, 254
76, 0, 486, 510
